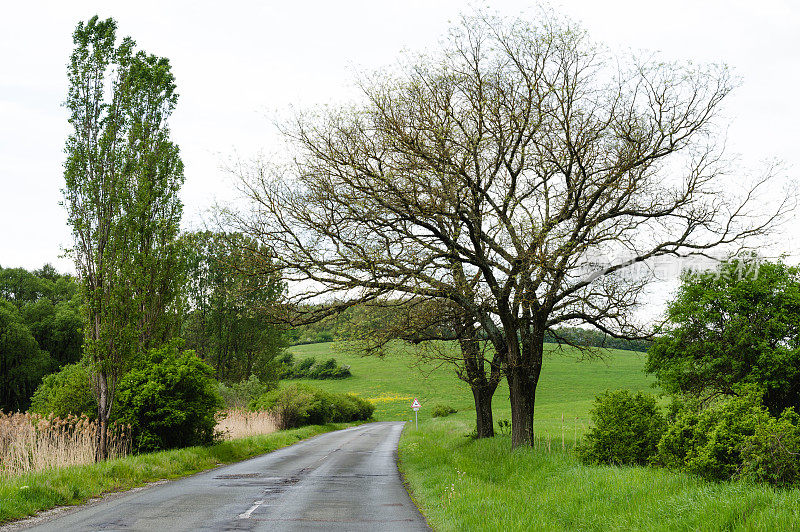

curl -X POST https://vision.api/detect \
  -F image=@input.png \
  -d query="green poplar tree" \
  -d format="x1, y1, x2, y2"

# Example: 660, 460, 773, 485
62, 16, 185, 459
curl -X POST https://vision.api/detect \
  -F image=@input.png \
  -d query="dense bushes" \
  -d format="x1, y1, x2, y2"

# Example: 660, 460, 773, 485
652, 393, 766, 480
217, 375, 274, 408
250, 383, 373, 429
29, 362, 96, 418
278, 354, 352, 379
739, 407, 800, 485
577, 390, 665, 465
578, 388, 800, 486
113, 342, 224, 452
431, 404, 457, 418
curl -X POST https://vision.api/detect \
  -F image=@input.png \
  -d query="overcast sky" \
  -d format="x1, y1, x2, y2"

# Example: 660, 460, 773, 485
2, 0, 798, 316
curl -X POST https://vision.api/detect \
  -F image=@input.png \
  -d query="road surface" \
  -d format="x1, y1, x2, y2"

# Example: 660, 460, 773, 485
23, 422, 429, 531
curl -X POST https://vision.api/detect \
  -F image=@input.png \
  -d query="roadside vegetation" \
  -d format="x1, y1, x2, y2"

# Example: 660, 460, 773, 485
399, 418, 800, 531
1, 8, 799, 532
0, 423, 350, 524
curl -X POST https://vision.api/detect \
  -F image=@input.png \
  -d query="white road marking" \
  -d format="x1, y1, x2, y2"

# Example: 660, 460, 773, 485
238, 500, 264, 519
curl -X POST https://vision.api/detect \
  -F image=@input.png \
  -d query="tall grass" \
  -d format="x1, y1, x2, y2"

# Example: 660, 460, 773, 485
0, 412, 130, 477
215, 409, 278, 440
399, 418, 800, 531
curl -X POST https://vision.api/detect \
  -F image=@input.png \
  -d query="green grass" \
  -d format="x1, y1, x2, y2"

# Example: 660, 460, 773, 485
294, 342, 800, 530
0, 423, 350, 524
290, 341, 654, 439
398, 417, 800, 531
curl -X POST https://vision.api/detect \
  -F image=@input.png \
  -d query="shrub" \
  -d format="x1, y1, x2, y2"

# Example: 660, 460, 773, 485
577, 390, 665, 465
739, 407, 800, 486
431, 404, 457, 418
280, 355, 352, 379
652, 391, 770, 481
250, 383, 373, 429
28, 362, 96, 419
217, 375, 274, 408
113, 341, 224, 452
251, 384, 327, 428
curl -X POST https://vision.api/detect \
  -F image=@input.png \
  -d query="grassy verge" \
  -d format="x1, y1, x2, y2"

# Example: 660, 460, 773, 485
0, 423, 350, 524
398, 418, 800, 531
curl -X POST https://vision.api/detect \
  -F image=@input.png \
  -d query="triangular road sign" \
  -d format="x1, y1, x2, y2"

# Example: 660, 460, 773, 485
411, 398, 421, 410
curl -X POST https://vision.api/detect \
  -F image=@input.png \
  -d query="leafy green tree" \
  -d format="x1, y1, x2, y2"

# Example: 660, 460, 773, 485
646, 258, 800, 415
29, 362, 96, 418
113, 341, 224, 451
181, 231, 286, 383
0, 301, 54, 411
0, 267, 52, 304
21, 296, 83, 367
62, 16, 185, 458
0, 265, 83, 368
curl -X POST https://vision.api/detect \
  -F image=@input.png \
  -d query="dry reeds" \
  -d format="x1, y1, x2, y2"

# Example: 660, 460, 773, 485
215, 409, 278, 441
0, 411, 131, 477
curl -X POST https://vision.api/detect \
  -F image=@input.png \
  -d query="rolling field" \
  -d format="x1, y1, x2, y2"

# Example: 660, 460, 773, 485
289, 341, 655, 440
290, 342, 800, 531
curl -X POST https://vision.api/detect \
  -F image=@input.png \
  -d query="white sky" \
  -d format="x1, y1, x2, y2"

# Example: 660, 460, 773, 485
1, 0, 798, 319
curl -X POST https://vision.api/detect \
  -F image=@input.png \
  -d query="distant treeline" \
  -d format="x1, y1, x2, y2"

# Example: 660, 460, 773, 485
544, 327, 651, 353
288, 304, 651, 353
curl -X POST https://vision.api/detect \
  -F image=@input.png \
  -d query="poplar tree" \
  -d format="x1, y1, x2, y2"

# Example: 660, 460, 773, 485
62, 16, 184, 459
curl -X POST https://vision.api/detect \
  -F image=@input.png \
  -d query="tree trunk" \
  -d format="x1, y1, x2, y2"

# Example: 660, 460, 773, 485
457, 317, 501, 439
472, 384, 495, 438
507, 365, 536, 448
506, 325, 544, 448
96, 371, 110, 461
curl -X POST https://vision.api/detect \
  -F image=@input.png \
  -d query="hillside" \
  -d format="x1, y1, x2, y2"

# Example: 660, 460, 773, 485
288, 341, 655, 439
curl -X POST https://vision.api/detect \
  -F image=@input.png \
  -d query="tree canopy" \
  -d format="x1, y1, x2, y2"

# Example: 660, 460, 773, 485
646, 258, 800, 414
233, 12, 790, 446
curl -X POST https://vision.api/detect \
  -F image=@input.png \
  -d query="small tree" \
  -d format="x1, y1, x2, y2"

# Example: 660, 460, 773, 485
114, 341, 223, 451
62, 16, 185, 458
646, 258, 800, 415
577, 390, 665, 465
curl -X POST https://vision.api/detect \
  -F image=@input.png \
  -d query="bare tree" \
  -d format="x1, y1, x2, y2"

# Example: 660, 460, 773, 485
232, 12, 792, 447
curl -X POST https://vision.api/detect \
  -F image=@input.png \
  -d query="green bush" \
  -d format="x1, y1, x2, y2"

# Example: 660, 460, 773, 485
296, 357, 316, 373
431, 404, 457, 418
739, 407, 800, 486
250, 383, 373, 428
279, 355, 352, 379
577, 390, 665, 465
113, 341, 224, 452
217, 374, 274, 408
28, 362, 96, 418
652, 392, 769, 481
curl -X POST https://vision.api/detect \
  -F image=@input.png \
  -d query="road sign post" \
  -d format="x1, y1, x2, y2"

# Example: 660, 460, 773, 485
411, 398, 421, 429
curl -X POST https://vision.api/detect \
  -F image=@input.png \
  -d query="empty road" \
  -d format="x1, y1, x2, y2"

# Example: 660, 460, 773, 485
23, 422, 428, 531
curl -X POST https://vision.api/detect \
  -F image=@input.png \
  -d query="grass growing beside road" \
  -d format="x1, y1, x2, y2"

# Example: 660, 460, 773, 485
0, 423, 349, 524
399, 417, 800, 531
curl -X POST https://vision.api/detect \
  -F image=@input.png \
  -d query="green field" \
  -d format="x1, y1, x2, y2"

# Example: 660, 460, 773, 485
292, 342, 800, 531
290, 341, 655, 440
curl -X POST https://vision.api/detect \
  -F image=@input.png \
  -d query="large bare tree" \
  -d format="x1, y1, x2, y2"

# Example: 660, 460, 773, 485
232, 12, 792, 447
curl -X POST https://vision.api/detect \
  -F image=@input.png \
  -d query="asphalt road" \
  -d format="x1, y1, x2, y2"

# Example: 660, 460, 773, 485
23, 422, 429, 531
